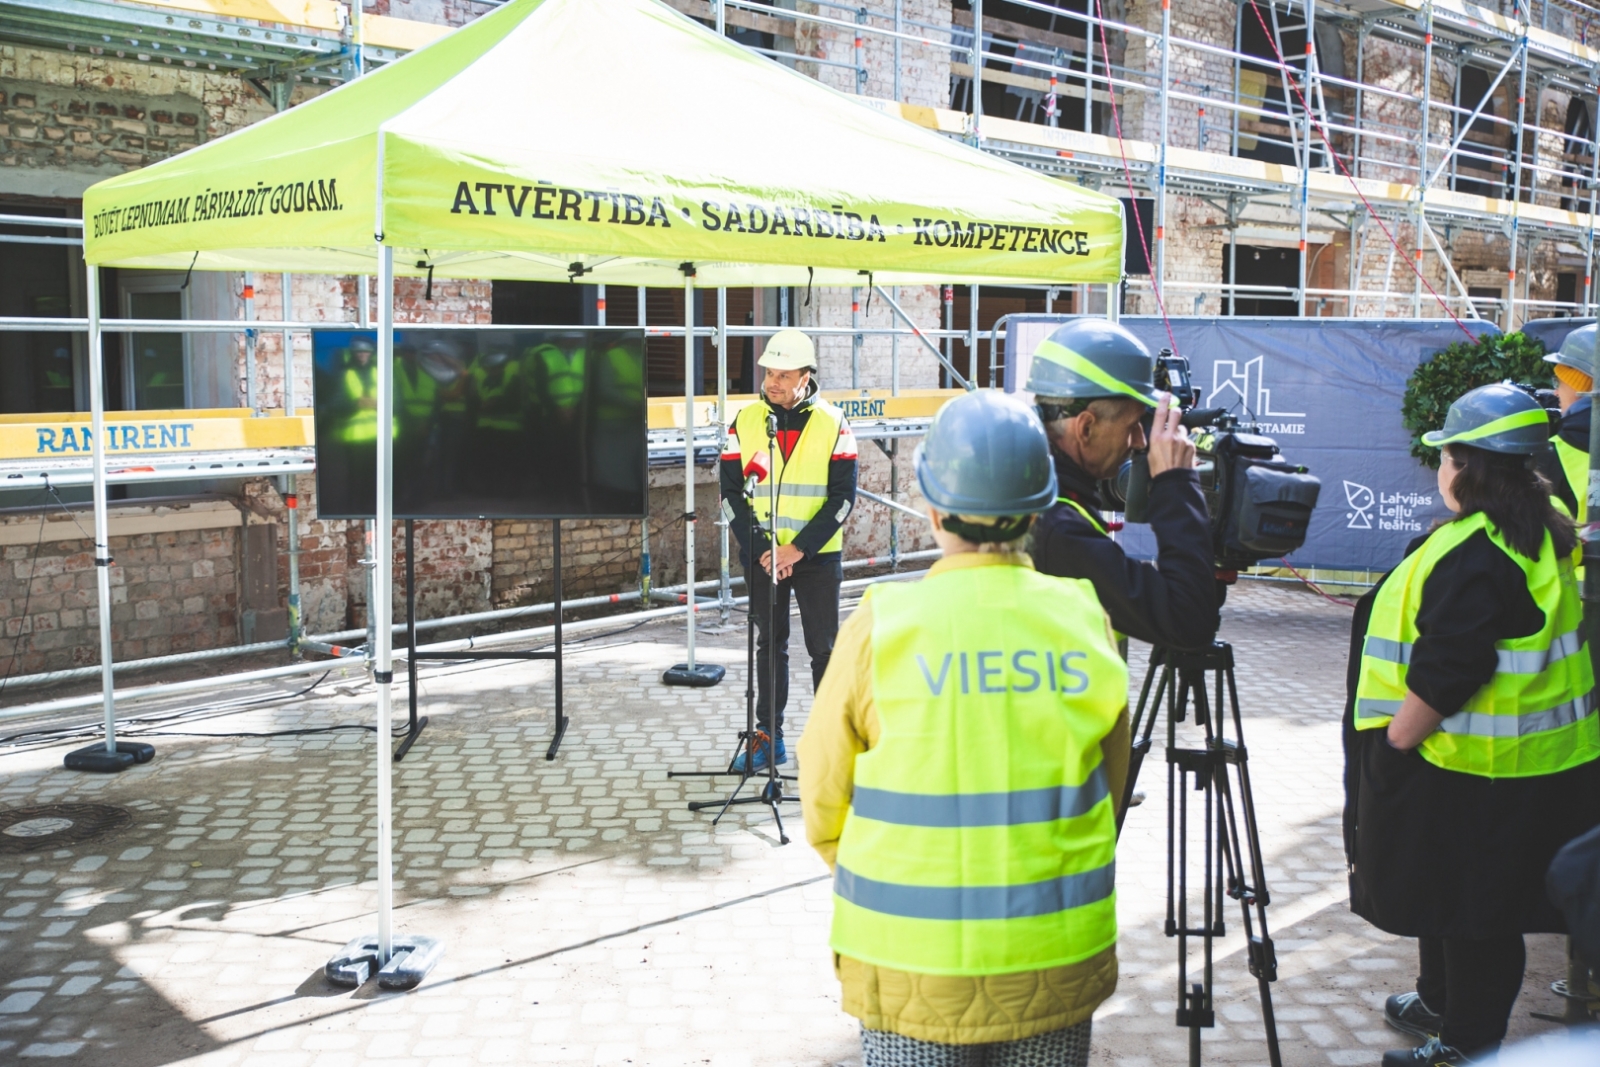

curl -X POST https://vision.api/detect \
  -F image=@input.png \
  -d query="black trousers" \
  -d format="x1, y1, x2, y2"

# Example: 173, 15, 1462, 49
744, 552, 841, 738
1415, 934, 1526, 1055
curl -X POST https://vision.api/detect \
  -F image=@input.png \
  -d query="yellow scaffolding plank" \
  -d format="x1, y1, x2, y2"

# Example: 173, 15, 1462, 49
0, 409, 312, 460
647, 389, 958, 431
116, 0, 345, 33
361, 12, 451, 51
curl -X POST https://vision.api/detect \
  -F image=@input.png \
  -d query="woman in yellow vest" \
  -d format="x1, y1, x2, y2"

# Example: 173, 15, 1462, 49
800, 390, 1129, 1067
1346, 383, 1600, 1067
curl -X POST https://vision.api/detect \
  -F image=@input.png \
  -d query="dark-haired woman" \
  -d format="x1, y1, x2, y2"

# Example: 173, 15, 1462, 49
1345, 383, 1600, 1067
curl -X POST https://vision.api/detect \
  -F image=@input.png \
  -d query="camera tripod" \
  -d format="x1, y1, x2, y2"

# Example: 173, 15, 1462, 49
1122, 642, 1282, 1067
668, 414, 798, 843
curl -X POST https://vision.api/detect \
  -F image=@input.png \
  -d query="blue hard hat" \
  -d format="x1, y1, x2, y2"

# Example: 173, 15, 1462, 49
1421, 382, 1551, 455
1546, 323, 1597, 380
1024, 318, 1158, 405
915, 391, 1058, 516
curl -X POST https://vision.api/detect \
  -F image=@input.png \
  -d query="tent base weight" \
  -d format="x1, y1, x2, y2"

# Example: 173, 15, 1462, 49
64, 742, 155, 773
325, 934, 444, 991
662, 663, 725, 687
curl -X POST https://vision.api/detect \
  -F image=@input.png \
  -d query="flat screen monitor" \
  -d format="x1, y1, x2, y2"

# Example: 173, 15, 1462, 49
311, 328, 647, 520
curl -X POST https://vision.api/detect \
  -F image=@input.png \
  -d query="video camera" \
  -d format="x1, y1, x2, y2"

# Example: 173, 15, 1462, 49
1511, 380, 1563, 432
1101, 351, 1323, 573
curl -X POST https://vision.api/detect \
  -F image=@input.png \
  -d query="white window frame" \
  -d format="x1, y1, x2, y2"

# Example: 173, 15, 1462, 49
118, 271, 192, 410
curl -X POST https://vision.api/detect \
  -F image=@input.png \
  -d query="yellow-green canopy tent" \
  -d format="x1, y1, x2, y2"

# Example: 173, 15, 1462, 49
81, 0, 1123, 286
76, 0, 1126, 971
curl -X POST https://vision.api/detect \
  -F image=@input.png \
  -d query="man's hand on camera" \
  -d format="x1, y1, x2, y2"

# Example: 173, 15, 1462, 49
1145, 393, 1196, 479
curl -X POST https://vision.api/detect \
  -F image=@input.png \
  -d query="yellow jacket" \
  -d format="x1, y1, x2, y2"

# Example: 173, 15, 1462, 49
799, 550, 1131, 1045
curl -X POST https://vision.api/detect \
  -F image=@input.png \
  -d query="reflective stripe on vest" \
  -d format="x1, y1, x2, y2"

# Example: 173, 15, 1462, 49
830, 562, 1124, 976
1353, 510, 1599, 778
735, 397, 845, 554
1556, 438, 1590, 526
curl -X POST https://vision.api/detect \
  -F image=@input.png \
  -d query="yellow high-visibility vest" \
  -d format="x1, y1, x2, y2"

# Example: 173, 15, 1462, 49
340, 364, 380, 444
1056, 495, 1111, 536
831, 559, 1125, 976
471, 360, 522, 432
734, 396, 847, 555
396, 359, 437, 421
534, 344, 585, 412
1555, 438, 1589, 525
1353, 510, 1599, 778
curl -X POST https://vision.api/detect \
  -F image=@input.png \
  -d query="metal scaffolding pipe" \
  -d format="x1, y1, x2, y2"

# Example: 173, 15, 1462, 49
0, 563, 940, 726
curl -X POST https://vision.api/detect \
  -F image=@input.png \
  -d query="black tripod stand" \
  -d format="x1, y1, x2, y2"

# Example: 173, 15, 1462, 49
1123, 642, 1282, 1067
669, 414, 798, 842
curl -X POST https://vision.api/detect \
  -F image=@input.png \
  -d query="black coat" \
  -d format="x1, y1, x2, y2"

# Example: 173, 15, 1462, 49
1028, 452, 1219, 651
1344, 529, 1600, 938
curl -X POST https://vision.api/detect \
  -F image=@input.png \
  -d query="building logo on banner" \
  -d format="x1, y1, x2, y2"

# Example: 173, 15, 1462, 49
1343, 480, 1432, 532
1206, 355, 1305, 434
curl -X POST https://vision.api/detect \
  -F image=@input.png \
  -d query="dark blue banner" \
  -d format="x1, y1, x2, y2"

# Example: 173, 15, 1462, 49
1004, 316, 1502, 572
1518, 317, 1592, 355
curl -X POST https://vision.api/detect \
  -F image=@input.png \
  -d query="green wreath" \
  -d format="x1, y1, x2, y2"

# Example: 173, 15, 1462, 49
1400, 330, 1550, 469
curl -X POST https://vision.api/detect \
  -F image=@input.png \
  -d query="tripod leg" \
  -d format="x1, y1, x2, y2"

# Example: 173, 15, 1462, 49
766, 796, 790, 845
704, 775, 751, 825
1121, 658, 1172, 835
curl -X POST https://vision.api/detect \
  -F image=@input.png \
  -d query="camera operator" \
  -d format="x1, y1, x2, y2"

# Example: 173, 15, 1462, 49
1537, 323, 1595, 521
1026, 320, 1220, 650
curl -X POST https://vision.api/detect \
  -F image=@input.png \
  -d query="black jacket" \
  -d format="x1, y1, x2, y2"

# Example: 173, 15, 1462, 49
719, 381, 858, 563
1029, 451, 1219, 650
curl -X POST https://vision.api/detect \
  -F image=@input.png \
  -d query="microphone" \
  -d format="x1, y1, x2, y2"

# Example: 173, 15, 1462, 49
743, 450, 771, 496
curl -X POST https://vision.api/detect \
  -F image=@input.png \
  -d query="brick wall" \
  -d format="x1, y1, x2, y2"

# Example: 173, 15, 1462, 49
0, 509, 241, 679
0, 85, 206, 172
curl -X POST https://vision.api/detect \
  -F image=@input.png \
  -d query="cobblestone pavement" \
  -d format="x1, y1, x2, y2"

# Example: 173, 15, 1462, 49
0, 582, 1577, 1066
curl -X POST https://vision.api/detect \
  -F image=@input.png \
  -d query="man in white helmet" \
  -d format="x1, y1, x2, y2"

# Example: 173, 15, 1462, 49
720, 329, 858, 772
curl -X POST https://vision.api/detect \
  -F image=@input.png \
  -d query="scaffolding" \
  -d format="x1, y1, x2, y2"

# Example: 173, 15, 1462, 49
3, 0, 1597, 706
6, 0, 1597, 322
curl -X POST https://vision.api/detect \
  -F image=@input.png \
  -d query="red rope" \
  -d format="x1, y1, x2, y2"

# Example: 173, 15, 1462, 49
1093, 0, 1181, 361
1243, 0, 1478, 343
1278, 557, 1358, 608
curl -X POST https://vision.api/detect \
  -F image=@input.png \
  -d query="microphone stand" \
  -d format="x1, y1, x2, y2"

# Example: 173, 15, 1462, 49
667, 414, 798, 843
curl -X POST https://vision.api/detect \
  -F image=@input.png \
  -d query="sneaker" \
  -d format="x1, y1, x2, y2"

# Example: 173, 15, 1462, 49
1381, 1037, 1476, 1067
730, 736, 787, 774
1385, 992, 1443, 1039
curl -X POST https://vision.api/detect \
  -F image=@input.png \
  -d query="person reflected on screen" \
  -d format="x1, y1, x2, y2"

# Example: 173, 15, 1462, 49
467, 333, 523, 501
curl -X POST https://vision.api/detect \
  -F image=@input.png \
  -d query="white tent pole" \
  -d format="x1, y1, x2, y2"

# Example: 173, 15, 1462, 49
716, 286, 729, 623
683, 268, 698, 670
282, 273, 295, 413
374, 242, 396, 963
87, 265, 116, 754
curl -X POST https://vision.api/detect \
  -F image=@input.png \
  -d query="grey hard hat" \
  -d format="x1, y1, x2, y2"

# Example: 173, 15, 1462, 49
915, 391, 1058, 516
1546, 323, 1598, 380
1420, 382, 1552, 455
1024, 318, 1159, 406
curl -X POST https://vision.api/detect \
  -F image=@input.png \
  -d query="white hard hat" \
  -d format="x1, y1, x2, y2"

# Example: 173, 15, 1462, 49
758, 329, 816, 371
